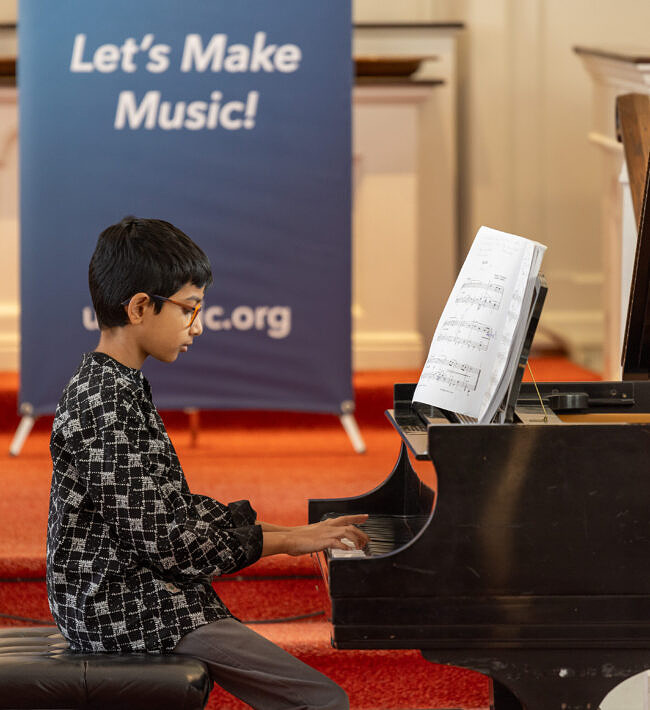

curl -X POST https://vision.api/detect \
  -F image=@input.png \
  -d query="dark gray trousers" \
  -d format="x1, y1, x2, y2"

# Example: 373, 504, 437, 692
173, 618, 349, 710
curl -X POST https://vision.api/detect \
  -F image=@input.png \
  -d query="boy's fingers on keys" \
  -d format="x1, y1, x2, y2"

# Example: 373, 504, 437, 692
331, 514, 368, 526
340, 526, 369, 548
339, 537, 356, 548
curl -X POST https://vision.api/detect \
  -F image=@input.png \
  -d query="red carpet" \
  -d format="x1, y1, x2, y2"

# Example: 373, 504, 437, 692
0, 359, 599, 709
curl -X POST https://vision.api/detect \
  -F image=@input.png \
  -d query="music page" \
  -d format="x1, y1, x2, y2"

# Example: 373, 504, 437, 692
413, 226, 546, 422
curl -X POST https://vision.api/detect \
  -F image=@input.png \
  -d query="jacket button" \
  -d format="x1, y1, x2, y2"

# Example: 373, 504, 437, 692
164, 582, 180, 593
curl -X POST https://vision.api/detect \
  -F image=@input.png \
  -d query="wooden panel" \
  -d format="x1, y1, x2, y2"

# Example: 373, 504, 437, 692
621, 156, 650, 376
617, 93, 650, 228
618, 93, 650, 376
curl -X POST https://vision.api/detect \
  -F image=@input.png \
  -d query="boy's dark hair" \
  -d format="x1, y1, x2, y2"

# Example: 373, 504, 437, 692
89, 216, 213, 329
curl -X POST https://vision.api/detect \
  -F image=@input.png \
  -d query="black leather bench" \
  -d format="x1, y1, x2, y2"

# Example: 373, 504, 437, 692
0, 626, 212, 709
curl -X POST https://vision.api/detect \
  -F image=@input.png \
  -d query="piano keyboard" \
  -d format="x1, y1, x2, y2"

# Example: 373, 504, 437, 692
328, 514, 429, 559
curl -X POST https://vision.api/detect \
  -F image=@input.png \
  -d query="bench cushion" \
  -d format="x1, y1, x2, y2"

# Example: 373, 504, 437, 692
0, 626, 212, 710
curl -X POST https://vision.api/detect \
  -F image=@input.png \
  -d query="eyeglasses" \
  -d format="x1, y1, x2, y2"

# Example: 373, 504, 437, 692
121, 294, 202, 327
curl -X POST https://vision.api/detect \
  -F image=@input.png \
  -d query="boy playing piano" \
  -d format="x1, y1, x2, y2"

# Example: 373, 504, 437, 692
47, 217, 368, 709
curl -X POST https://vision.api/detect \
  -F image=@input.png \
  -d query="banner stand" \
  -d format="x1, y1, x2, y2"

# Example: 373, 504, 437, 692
18, 1, 357, 456
8, 405, 36, 457
8, 408, 366, 457
339, 411, 366, 454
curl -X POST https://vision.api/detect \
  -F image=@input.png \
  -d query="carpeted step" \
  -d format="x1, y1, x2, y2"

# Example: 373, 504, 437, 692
0, 580, 54, 627
0, 550, 322, 581
0, 577, 328, 627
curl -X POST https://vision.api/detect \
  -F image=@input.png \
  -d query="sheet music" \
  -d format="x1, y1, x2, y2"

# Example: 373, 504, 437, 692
414, 226, 546, 423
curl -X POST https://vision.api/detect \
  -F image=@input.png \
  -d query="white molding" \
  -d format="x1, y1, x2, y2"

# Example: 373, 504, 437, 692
0, 302, 19, 318
577, 55, 650, 91
354, 85, 436, 104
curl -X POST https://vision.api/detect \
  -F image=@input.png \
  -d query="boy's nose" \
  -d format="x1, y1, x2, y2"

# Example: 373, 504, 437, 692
190, 311, 203, 336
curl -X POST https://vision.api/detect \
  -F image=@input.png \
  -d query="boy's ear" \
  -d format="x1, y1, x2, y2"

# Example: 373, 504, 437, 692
124, 293, 151, 325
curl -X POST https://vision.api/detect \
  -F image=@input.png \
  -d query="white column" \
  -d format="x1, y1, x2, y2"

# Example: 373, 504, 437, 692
353, 84, 433, 368
352, 24, 461, 368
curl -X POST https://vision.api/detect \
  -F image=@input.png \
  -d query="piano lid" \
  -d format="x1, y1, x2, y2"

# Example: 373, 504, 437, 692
617, 93, 650, 379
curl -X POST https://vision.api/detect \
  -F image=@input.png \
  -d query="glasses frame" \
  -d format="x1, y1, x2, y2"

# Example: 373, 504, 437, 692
120, 294, 202, 327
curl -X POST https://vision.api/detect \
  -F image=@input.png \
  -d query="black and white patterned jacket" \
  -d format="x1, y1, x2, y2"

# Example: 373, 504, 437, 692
47, 351, 263, 653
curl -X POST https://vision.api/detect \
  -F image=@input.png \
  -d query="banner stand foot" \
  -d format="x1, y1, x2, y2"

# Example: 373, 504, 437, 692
10, 410, 36, 457
339, 412, 366, 454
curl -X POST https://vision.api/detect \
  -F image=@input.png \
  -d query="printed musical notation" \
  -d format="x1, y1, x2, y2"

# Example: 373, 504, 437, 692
413, 225, 546, 422
455, 279, 504, 311
420, 356, 481, 393
437, 319, 495, 352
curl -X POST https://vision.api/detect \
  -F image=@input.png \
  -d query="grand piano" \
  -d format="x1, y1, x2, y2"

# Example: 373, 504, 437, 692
309, 94, 650, 710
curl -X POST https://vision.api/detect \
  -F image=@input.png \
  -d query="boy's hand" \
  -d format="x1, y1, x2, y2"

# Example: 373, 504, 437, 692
261, 514, 369, 557
286, 514, 369, 556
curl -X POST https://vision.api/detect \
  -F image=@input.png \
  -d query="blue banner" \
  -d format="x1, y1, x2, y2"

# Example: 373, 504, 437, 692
19, 0, 352, 415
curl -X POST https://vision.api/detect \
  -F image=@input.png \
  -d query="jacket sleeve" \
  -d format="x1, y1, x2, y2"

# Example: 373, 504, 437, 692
188, 494, 258, 529
72, 395, 263, 580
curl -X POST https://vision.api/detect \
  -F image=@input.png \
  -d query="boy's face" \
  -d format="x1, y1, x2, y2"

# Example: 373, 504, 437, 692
137, 282, 205, 363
